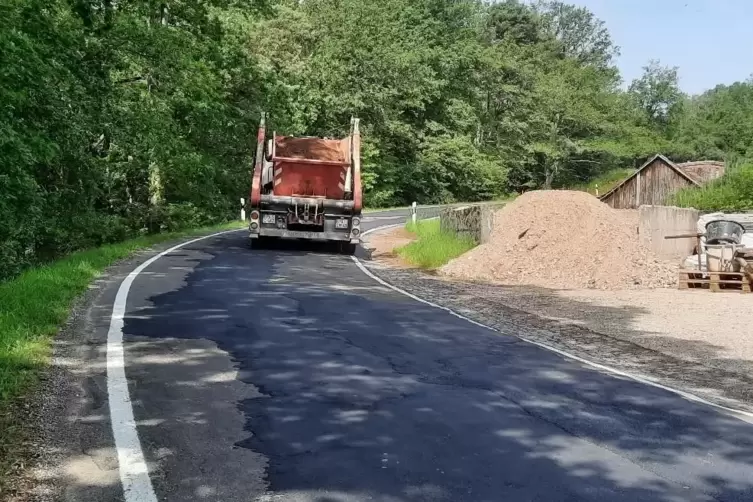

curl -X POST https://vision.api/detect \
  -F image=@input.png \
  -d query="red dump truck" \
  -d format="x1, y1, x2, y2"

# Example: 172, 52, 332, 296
247, 113, 363, 254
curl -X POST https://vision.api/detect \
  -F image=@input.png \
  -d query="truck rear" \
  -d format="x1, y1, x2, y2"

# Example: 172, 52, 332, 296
247, 113, 363, 254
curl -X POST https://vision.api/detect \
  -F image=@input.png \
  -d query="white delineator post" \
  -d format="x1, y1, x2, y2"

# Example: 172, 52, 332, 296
240, 198, 246, 221
411, 202, 417, 225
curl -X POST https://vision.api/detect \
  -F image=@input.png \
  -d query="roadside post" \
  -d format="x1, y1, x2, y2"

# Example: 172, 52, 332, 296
411, 202, 417, 225
240, 198, 246, 221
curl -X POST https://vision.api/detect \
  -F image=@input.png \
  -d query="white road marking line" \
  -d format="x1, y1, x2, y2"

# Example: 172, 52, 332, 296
107, 229, 243, 502
107, 215, 753, 501
353, 226, 753, 424
104, 214, 400, 499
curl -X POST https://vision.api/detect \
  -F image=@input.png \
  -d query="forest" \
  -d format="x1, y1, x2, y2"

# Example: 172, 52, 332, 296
2, 0, 753, 281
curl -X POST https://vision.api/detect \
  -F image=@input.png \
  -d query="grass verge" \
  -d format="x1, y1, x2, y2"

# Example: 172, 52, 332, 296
670, 163, 753, 211
0, 220, 244, 492
397, 219, 476, 270
363, 206, 407, 213
569, 168, 635, 196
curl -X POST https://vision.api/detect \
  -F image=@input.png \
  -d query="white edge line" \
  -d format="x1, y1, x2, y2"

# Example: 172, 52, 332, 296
105, 212, 407, 500
107, 228, 243, 502
354, 225, 753, 424
107, 214, 753, 502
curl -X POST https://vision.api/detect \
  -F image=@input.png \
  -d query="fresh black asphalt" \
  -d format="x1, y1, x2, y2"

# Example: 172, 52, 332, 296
117, 212, 753, 502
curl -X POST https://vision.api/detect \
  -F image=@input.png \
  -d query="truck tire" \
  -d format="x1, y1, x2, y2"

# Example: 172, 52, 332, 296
249, 237, 268, 250
339, 242, 357, 255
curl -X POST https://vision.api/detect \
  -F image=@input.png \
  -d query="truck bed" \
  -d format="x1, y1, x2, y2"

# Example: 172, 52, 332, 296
270, 136, 351, 200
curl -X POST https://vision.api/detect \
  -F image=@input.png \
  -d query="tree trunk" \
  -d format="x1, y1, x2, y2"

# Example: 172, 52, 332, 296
542, 115, 561, 190
103, 0, 114, 28
543, 170, 554, 190
149, 162, 163, 206
543, 160, 558, 189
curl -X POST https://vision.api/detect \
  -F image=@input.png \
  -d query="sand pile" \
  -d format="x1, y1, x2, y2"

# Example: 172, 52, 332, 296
441, 190, 677, 290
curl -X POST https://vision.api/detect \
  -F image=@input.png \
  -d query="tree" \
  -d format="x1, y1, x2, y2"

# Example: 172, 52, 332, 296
534, 0, 619, 68
629, 60, 684, 129
485, 0, 546, 46
6, 0, 750, 282
669, 81, 753, 159
526, 58, 621, 189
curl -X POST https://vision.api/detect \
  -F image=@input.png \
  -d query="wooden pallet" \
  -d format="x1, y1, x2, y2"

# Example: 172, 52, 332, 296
679, 269, 752, 293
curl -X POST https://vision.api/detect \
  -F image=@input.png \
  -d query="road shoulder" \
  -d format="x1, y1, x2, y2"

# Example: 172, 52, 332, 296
4, 234, 241, 502
361, 226, 753, 416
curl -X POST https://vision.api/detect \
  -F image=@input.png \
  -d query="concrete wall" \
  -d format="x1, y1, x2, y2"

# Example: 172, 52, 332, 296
440, 203, 504, 244
638, 205, 700, 259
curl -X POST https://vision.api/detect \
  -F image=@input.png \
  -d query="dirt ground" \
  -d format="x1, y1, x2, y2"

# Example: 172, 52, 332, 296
473, 287, 753, 366
363, 226, 415, 267
365, 226, 753, 369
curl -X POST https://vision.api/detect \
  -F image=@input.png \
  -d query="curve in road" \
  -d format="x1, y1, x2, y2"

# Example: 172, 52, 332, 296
100, 212, 753, 502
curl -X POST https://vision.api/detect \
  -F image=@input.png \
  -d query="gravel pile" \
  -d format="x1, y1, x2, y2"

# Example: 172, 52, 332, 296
441, 190, 677, 290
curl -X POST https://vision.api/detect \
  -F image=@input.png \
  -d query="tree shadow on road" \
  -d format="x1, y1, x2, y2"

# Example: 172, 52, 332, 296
375, 269, 753, 413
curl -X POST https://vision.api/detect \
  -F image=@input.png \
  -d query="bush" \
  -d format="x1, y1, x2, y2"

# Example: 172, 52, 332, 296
163, 203, 224, 232
671, 163, 753, 211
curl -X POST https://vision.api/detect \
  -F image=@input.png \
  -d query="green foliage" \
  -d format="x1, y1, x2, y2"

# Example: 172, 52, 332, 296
0, 0, 258, 281
534, 0, 619, 68
4, 0, 753, 284
628, 60, 683, 129
411, 135, 508, 203
398, 219, 477, 269
671, 81, 753, 159
569, 168, 636, 196
671, 163, 753, 211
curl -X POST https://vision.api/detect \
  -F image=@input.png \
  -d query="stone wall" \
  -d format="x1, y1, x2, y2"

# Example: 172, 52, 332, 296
638, 205, 700, 259
440, 203, 505, 244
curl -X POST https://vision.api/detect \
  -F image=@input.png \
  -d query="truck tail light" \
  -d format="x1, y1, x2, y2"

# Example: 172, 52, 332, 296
250, 211, 260, 221
351, 228, 360, 237
352, 217, 361, 227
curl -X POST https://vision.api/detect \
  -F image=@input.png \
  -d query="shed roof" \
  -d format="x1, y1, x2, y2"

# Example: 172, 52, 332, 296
675, 160, 725, 184
599, 154, 700, 201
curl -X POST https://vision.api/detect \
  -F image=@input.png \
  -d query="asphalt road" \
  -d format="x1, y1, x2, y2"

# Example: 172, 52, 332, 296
108, 210, 753, 502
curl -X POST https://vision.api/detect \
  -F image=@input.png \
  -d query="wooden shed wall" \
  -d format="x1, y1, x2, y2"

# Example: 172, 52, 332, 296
602, 158, 695, 209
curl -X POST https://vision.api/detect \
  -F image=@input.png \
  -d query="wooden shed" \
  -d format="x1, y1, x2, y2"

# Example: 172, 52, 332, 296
599, 154, 725, 209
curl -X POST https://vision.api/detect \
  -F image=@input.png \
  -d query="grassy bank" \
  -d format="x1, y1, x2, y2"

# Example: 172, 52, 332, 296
397, 219, 476, 269
0, 221, 244, 490
569, 168, 635, 196
671, 163, 753, 211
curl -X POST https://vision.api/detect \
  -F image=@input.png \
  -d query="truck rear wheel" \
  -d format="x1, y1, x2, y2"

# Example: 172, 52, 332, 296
249, 236, 269, 250
339, 242, 357, 255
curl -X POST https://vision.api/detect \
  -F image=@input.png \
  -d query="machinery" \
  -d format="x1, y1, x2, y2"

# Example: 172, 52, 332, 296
247, 113, 363, 254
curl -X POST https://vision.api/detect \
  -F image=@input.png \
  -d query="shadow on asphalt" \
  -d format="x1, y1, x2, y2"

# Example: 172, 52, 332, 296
247, 235, 375, 262
374, 270, 753, 409
120, 234, 753, 502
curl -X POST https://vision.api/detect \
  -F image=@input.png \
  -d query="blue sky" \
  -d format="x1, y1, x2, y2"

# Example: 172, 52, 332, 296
568, 0, 753, 95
